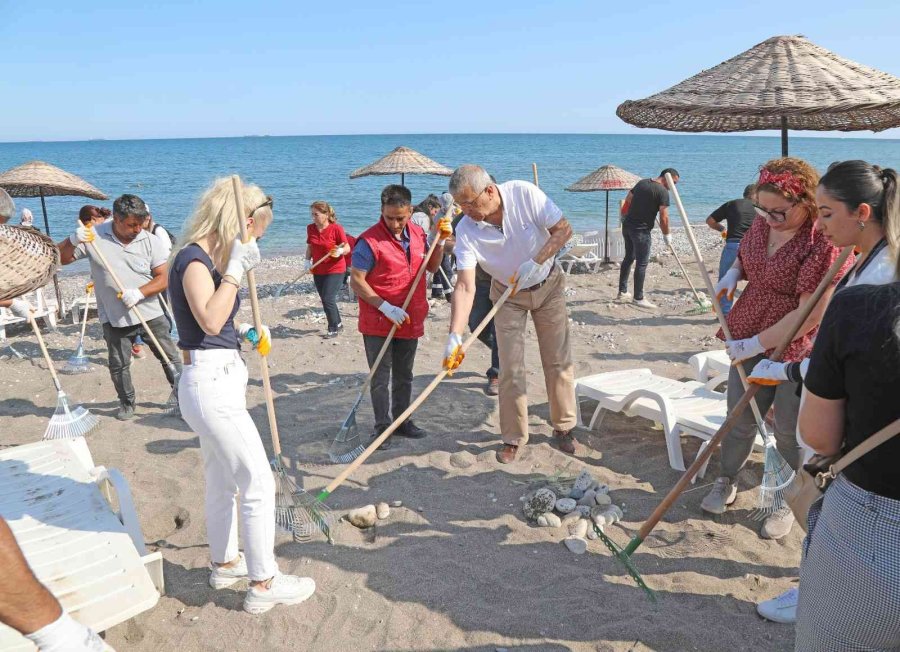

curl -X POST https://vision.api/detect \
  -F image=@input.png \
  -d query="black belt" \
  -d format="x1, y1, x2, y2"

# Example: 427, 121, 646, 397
502, 265, 557, 292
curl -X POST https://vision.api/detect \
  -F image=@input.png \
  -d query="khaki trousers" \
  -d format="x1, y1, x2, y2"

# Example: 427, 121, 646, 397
490, 266, 577, 446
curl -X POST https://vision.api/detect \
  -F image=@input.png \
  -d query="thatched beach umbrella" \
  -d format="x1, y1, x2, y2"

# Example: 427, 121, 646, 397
566, 165, 641, 263
349, 146, 452, 186
616, 35, 900, 155
0, 161, 108, 314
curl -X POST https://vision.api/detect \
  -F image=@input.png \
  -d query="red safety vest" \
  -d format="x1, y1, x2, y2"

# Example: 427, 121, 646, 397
357, 219, 429, 339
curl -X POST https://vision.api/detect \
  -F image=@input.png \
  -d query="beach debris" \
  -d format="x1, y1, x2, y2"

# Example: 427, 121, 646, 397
375, 502, 390, 520
346, 505, 377, 529
523, 488, 557, 521
536, 513, 561, 528
555, 498, 576, 514
563, 536, 587, 554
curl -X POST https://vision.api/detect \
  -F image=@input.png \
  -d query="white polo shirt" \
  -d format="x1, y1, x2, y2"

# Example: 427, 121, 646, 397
454, 180, 563, 284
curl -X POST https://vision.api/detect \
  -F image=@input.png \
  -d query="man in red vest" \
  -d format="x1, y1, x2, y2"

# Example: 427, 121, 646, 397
350, 185, 450, 448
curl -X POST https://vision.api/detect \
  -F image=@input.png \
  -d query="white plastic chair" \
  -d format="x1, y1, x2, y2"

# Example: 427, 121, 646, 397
68, 293, 97, 325
575, 368, 754, 477
583, 228, 625, 262
0, 438, 163, 650
558, 244, 601, 274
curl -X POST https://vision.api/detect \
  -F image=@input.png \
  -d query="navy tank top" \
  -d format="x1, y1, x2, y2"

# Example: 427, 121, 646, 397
168, 244, 240, 350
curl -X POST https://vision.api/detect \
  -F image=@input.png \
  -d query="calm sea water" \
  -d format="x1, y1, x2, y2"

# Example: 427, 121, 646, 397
1, 133, 898, 261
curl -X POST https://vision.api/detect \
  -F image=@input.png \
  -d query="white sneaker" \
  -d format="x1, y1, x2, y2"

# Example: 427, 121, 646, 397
243, 573, 316, 615
616, 292, 632, 302
209, 553, 248, 589
633, 298, 657, 309
756, 586, 798, 624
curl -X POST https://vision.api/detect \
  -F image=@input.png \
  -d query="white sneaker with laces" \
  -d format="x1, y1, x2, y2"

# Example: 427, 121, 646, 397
243, 573, 316, 614
756, 586, 798, 624
616, 292, 632, 302
209, 553, 248, 589
633, 298, 657, 309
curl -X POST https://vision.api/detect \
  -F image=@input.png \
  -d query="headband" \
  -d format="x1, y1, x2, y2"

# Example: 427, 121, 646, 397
758, 168, 806, 199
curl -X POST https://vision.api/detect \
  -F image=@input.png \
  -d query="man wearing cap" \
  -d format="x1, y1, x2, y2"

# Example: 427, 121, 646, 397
350, 184, 450, 447
57, 193, 180, 421
445, 165, 578, 463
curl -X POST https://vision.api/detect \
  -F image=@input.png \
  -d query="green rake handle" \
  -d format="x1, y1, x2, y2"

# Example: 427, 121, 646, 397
620, 244, 852, 561
317, 284, 517, 502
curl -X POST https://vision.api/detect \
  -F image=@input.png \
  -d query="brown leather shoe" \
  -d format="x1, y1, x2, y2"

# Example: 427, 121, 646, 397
553, 429, 579, 455
496, 444, 519, 464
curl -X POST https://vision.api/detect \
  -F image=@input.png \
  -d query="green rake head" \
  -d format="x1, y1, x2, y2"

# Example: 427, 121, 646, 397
593, 523, 656, 603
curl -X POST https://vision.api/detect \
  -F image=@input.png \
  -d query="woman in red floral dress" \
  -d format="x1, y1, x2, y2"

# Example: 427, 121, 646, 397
700, 158, 854, 540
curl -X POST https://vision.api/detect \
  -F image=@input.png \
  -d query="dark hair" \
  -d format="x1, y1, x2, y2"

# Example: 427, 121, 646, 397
78, 205, 111, 225
113, 194, 149, 220
660, 168, 680, 179
819, 160, 900, 278
380, 184, 412, 208
415, 194, 441, 215
743, 184, 757, 200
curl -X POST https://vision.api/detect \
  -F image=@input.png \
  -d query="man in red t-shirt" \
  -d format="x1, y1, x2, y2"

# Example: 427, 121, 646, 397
349, 185, 448, 448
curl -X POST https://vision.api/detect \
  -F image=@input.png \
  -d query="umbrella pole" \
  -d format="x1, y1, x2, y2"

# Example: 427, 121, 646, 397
604, 191, 610, 263
532, 163, 539, 187
401, 172, 405, 186
781, 116, 789, 156
39, 188, 65, 319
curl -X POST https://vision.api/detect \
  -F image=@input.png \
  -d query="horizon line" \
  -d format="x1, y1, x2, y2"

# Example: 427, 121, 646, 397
2, 131, 900, 146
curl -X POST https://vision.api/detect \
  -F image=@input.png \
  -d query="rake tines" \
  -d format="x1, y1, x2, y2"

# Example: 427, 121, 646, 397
43, 390, 101, 440
752, 437, 795, 519
163, 364, 181, 417
327, 397, 366, 463
61, 342, 94, 375
270, 460, 337, 543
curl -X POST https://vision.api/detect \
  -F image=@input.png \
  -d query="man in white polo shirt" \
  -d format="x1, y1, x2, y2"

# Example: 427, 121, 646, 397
445, 165, 579, 463
58, 194, 180, 421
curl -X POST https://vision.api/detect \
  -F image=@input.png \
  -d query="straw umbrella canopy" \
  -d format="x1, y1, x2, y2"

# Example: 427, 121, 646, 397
349, 146, 453, 186
0, 161, 108, 314
566, 165, 641, 263
616, 35, 900, 155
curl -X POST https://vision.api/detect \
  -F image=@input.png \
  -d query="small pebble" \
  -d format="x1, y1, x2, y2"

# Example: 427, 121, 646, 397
563, 536, 587, 554
191, 616, 199, 622
572, 469, 594, 493
568, 488, 584, 500
555, 498, 576, 514
586, 526, 599, 540
346, 505, 377, 529
577, 489, 597, 506
375, 502, 390, 520
575, 505, 592, 518
568, 518, 588, 538
537, 513, 562, 528
391, 500, 402, 508
594, 493, 612, 507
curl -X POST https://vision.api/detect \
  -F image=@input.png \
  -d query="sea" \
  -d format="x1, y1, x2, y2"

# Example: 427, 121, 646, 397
1, 133, 898, 265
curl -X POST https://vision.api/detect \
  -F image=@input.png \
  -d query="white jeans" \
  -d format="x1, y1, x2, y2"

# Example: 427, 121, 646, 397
178, 349, 277, 581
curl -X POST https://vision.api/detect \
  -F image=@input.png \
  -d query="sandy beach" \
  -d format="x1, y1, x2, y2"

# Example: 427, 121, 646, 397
0, 228, 800, 652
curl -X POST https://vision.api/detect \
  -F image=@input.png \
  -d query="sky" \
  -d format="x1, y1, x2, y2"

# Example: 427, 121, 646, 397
2, 0, 900, 142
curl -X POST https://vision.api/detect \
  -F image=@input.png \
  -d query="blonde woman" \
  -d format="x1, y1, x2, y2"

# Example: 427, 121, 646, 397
305, 201, 349, 337
168, 177, 315, 614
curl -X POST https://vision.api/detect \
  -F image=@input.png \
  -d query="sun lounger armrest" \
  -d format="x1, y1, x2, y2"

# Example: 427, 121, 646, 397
90, 466, 148, 555
620, 388, 679, 435
705, 373, 729, 393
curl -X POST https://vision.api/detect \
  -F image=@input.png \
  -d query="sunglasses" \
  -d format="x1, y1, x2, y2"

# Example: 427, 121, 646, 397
752, 202, 795, 224
249, 196, 274, 219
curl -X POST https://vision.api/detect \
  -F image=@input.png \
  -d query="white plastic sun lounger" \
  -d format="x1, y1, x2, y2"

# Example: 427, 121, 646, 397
575, 368, 738, 477
0, 287, 57, 340
559, 244, 602, 274
688, 349, 731, 383
0, 438, 163, 650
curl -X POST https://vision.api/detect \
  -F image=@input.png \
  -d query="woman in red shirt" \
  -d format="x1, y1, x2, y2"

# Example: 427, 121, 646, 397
305, 201, 349, 337
700, 157, 853, 540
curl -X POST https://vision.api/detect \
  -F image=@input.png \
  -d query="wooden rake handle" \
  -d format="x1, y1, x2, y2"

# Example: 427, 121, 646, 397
88, 242, 175, 368
532, 162, 539, 187
231, 175, 284, 458
26, 311, 62, 391
323, 285, 516, 496
78, 286, 93, 341
633, 244, 853, 545
665, 175, 768, 432
358, 201, 453, 397
656, 217, 705, 305
283, 251, 333, 289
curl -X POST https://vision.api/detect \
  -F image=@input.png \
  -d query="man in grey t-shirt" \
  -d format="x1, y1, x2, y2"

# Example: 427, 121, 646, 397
57, 194, 181, 420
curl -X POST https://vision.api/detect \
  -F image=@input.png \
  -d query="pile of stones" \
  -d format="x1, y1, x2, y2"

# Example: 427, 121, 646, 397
521, 469, 623, 555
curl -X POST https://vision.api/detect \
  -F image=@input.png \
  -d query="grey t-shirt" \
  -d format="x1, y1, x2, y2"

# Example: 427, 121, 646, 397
73, 221, 167, 327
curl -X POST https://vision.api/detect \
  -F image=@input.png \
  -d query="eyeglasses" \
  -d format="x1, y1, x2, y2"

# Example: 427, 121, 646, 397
752, 202, 795, 224
249, 196, 274, 219
456, 186, 487, 209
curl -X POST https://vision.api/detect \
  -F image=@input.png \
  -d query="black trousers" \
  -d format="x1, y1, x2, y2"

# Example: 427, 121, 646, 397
468, 278, 500, 379
313, 272, 343, 331
618, 227, 653, 300
102, 315, 181, 407
363, 335, 418, 428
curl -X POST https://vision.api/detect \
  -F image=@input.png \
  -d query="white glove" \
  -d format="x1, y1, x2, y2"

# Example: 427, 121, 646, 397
663, 233, 673, 249
512, 258, 546, 292
378, 301, 409, 326
238, 322, 272, 355
25, 612, 108, 652
715, 268, 741, 302
224, 237, 261, 284
443, 332, 465, 372
726, 335, 766, 363
119, 288, 145, 308
302, 258, 313, 271
329, 244, 346, 258
69, 223, 95, 245
9, 298, 31, 318
747, 359, 788, 386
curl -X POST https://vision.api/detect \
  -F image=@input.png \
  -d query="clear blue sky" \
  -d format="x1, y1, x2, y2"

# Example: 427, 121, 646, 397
2, 0, 899, 142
